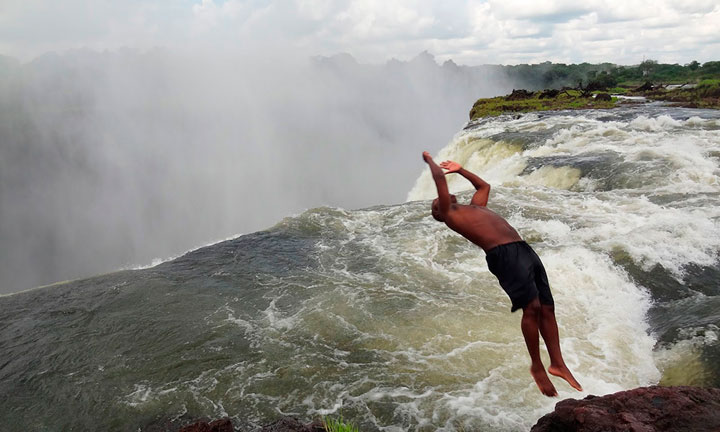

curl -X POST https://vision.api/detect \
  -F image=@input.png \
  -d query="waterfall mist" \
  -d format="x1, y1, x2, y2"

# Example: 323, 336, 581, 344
0, 49, 513, 294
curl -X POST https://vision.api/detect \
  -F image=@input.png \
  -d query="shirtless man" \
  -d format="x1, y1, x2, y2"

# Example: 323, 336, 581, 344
422, 151, 582, 397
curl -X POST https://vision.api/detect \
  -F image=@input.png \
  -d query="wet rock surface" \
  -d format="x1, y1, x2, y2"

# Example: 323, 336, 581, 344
178, 417, 325, 432
179, 418, 235, 432
531, 386, 720, 432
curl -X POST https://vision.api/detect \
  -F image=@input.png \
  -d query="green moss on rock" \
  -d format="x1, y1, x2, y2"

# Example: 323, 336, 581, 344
469, 90, 617, 120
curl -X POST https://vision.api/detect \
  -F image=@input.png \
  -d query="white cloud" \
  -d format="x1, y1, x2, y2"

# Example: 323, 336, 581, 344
295, 0, 334, 21
0, 0, 718, 64
487, 0, 593, 21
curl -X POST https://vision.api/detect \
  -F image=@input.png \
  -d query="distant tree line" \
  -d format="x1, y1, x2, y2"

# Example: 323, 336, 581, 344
499, 60, 720, 91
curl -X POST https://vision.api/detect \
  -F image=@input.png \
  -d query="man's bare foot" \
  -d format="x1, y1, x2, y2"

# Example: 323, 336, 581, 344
548, 364, 583, 391
530, 365, 558, 397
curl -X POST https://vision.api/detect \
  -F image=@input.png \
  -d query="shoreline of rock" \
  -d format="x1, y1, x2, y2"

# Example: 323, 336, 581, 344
178, 417, 325, 432
531, 385, 720, 432
468, 88, 618, 120
469, 82, 720, 120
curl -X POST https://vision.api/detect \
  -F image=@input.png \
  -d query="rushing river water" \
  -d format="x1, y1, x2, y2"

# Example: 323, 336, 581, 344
1, 103, 719, 431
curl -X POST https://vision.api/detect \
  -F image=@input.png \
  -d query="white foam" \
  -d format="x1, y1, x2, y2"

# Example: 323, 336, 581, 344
391, 107, 720, 426
409, 109, 720, 279
124, 383, 154, 407
560, 193, 720, 276
426, 245, 659, 428
629, 115, 682, 131
407, 137, 526, 201
310, 183, 666, 428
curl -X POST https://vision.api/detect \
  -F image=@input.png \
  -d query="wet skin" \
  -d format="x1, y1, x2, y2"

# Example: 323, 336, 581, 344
423, 151, 582, 396
438, 202, 522, 252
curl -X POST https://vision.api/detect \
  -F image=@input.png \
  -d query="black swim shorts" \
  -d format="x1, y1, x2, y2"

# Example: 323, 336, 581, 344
485, 241, 554, 312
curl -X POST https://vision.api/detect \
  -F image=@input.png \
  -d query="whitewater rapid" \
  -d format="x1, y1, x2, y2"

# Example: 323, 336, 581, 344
410, 109, 720, 274
1, 104, 718, 431
407, 106, 720, 417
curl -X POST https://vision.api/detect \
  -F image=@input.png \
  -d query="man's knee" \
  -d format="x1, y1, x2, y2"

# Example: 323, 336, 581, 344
522, 297, 541, 318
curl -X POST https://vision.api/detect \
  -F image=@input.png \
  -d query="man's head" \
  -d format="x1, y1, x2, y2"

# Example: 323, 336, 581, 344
431, 195, 457, 222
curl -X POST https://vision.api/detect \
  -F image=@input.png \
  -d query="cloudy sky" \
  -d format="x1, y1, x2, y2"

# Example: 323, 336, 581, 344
1, 0, 718, 65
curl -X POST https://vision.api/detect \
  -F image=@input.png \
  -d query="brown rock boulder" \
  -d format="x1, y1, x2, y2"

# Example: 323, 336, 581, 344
178, 416, 325, 432
539, 89, 560, 99
531, 386, 720, 432
179, 418, 235, 432
505, 89, 535, 101
595, 93, 612, 101
635, 81, 656, 92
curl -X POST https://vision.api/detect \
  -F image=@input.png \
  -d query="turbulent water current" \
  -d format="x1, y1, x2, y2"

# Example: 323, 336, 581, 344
1, 103, 720, 431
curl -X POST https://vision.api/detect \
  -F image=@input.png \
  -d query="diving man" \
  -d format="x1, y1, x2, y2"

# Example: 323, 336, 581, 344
422, 151, 582, 397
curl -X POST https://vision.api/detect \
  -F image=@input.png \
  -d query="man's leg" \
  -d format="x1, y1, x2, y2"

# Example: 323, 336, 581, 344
521, 297, 557, 397
538, 304, 583, 391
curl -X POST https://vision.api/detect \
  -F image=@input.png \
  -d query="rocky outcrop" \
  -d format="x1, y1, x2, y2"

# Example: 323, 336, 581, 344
594, 93, 612, 101
539, 89, 560, 99
634, 81, 657, 92
505, 89, 535, 100
179, 418, 234, 432
531, 386, 720, 432
178, 417, 325, 432
584, 81, 610, 92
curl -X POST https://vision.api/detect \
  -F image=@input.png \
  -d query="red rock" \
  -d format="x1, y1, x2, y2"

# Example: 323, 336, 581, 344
531, 386, 720, 432
177, 416, 325, 432
179, 418, 234, 432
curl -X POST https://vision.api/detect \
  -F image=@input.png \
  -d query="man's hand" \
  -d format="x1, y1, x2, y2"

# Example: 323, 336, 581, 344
422, 151, 434, 164
440, 160, 462, 174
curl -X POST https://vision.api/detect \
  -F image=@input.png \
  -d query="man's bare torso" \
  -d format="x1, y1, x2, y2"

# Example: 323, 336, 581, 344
443, 204, 522, 252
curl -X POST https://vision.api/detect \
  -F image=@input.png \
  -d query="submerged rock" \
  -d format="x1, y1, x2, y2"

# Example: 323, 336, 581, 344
531, 386, 720, 432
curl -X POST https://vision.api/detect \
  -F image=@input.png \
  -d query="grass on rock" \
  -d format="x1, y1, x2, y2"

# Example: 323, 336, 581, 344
469, 90, 617, 120
323, 416, 360, 432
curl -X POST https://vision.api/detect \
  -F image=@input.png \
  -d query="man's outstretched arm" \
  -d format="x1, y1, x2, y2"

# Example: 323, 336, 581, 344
439, 160, 490, 206
423, 151, 451, 214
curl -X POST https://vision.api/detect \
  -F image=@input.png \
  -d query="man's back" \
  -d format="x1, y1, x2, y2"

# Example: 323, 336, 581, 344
444, 203, 523, 252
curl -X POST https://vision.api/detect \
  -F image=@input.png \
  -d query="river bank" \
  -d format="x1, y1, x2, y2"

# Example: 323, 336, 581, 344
627, 79, 720, 110
469, 89, 617, 120
469, 80, 720, 120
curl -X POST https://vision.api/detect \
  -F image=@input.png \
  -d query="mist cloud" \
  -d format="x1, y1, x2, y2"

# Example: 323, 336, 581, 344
0, 49, 513, 293
1, 0, 717, 292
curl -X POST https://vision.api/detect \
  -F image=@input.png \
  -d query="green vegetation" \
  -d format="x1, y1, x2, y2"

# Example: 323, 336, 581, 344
634, 78, 720, 109
469, 90, 617, 120
501, 60, 720, 91
470, 60, 720, 119
323, 416, 360, 432
617, 60, 720, 85
698, 79, 720, 96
